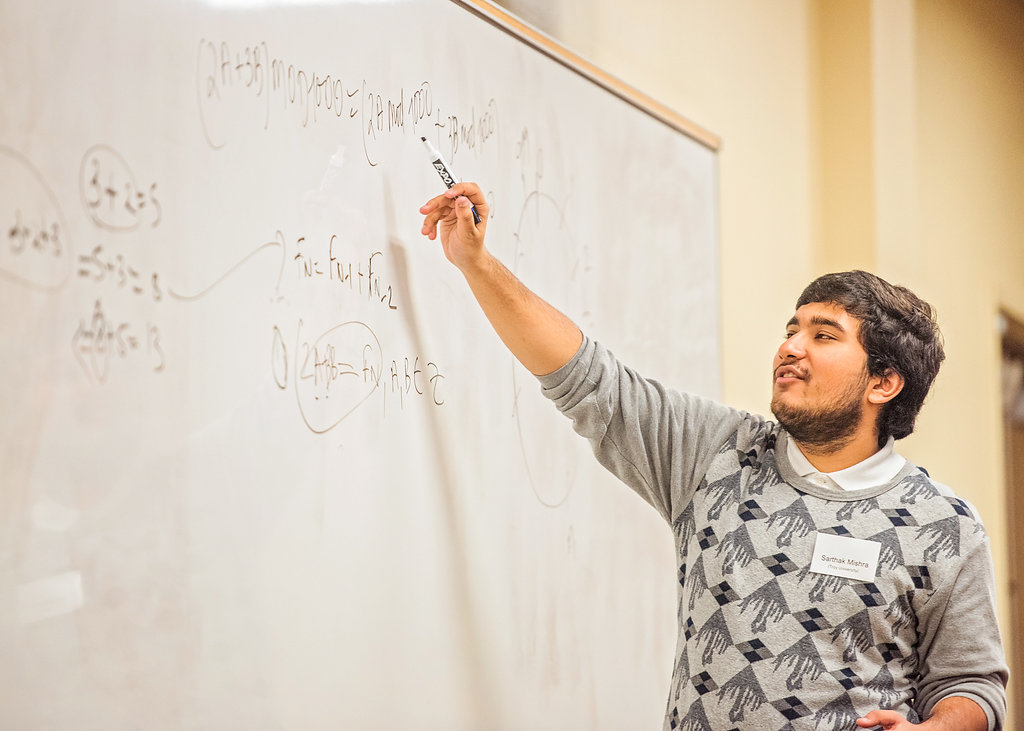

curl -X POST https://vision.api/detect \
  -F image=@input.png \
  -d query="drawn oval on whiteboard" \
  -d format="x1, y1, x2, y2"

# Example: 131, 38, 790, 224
511, 189, 582, 508
0, 145, 73, 290
295, 320, 382, 434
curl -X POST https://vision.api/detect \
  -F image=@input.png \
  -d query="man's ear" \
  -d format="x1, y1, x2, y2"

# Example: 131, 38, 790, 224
868, 369, 905, 405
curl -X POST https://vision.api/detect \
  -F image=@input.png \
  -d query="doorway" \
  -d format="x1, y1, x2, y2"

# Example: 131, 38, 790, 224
999, 310, 1024, 723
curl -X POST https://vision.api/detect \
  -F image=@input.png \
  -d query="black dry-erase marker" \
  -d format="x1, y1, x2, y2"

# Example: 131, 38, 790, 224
421, 136, 481, 224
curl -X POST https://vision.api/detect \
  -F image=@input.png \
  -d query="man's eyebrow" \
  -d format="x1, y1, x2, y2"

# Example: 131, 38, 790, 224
786, 315, 847, 331
810, 315, 846, 331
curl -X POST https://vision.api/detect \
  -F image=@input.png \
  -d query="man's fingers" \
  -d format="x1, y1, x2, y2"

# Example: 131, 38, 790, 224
420, 182, 488, 240
444, 182, 489, 217
423, 183, 488, 216
419, 191, 450, 213
419, 186, 462, 215
453, 196, 480, 236
422, 182, 480, 211
856, 710, 904, 729
443, 181, 481, 199
420, 198, 457, 237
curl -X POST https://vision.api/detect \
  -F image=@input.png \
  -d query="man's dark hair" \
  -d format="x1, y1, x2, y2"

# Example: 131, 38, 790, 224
796, 270, 945, 446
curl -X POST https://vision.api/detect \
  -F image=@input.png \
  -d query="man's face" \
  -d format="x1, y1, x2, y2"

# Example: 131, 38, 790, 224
770, 302, 873, 447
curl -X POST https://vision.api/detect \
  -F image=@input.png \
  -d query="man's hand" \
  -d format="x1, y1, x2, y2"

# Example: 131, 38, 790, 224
856, 710, 916, 729
857, 697, 988, 730
419, 182, 490, 273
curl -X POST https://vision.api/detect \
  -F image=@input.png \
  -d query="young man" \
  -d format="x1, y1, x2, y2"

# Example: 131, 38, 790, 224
419, 184, 1008, 730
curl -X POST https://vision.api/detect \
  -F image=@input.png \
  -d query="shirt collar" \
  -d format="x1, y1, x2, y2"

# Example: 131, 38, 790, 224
786, 435, 905, 491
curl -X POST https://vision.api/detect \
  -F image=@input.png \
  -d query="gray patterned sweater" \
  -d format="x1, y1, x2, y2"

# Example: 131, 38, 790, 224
538, 337, 1008, 730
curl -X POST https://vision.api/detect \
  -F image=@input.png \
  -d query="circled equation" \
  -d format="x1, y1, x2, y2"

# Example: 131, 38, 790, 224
78, 144, 161, 231
294, 319, 383, 434
0, 145, 73, 291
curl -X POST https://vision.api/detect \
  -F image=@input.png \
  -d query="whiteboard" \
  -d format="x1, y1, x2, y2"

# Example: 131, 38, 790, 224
0, 1, 720, 728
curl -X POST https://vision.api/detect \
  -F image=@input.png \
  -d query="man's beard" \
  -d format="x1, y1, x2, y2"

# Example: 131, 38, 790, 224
770, 374, 868, 450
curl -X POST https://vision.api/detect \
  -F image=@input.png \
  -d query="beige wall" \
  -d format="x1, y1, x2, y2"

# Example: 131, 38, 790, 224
910, 4, 1024, 725
499, 0, 1024, 724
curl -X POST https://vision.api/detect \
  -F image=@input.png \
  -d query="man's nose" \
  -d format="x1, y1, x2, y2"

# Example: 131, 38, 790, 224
777, 333, 806, 360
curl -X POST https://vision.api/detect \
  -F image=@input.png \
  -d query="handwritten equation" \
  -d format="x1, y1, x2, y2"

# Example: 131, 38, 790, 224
79, 144, 162, 231
195, 38, 499, 167
72, 299, 165, 383
293, 235, 397, 311
77, 245, 164, 301
270, 318, 445, 434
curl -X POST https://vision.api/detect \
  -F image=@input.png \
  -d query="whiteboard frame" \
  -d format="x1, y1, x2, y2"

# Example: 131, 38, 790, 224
455, 0, 721, 151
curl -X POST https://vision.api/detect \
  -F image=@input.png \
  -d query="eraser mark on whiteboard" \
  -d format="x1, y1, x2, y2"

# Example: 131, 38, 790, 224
17, 571, 84, 624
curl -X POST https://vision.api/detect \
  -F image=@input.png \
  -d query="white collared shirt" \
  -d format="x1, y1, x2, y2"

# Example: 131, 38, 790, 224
786, 435, 906, 491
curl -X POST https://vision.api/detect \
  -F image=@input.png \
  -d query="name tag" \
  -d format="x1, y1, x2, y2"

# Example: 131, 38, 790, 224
809, 533, 881, 582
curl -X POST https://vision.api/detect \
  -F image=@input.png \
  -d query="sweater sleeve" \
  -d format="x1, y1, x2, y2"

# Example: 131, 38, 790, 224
536, 335, 747, 524
912, 538, 1009, 730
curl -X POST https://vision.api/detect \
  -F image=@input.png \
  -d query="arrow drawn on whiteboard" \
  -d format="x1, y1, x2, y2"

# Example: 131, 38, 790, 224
167, 230, 286, 302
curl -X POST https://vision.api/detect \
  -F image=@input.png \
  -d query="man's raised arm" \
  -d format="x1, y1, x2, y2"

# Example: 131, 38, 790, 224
419, 182, 583, 376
